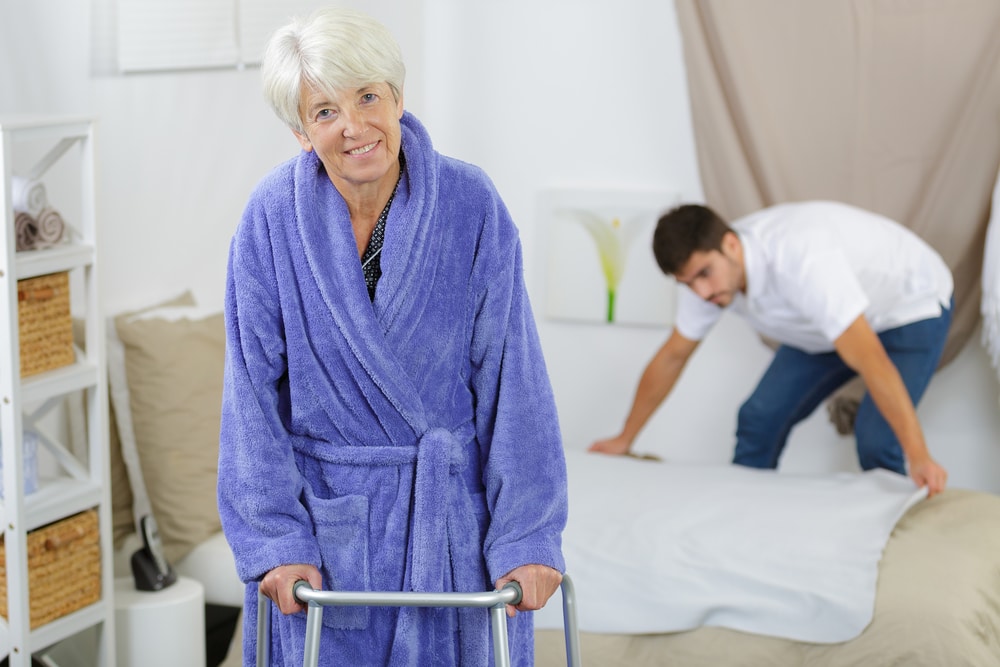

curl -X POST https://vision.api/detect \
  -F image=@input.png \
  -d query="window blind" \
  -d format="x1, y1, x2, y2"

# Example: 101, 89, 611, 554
238, 0, 333, 65
118, 0, 238, 72
116, 0, 333, 73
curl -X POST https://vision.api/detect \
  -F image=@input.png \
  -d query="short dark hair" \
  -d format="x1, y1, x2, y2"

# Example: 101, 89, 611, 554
652, 204, 733, 275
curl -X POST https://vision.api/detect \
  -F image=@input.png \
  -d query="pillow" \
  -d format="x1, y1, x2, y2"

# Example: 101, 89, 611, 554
107, 292, 226, 564
107, 292, 196, 549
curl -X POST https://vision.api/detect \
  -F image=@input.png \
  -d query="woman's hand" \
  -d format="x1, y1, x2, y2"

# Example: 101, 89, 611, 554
260, 563, 323, 615
495, 564, 563, 618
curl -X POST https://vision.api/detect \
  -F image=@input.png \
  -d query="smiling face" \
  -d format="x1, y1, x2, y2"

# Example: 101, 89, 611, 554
293, 81, 404, 198
673, 231, 746, 307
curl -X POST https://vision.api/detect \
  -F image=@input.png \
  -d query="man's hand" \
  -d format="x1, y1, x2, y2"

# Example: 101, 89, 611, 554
909, 456, 948, 498
588, 434, 632, 456
588, 330, 700, 459
260, 563, 323, 615
834, 315, 948, 496
494, 564, 563, 618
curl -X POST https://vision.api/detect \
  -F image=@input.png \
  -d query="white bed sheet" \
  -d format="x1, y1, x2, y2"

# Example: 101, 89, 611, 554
534, 450, 925, 643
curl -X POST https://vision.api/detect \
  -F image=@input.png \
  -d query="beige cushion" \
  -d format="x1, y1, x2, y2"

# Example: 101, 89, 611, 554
109, 294, 226, 564
107, 292, 194, 550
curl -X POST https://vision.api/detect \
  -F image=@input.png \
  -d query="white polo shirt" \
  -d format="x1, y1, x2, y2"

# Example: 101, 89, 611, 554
674, 201, 954, 354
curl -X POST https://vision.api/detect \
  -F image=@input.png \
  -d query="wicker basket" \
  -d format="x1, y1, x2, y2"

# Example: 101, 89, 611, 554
0, 509, 102, 628
17, 271, 74, 377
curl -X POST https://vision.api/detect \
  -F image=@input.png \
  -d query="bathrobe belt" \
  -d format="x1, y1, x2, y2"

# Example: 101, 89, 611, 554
294, 427, 484, 593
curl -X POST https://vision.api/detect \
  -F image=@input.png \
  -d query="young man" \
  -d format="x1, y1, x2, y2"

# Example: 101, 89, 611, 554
590, 201, 953, 496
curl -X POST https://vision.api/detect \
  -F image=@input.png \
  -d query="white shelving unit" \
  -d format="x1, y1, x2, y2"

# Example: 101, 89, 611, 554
0, 117, 115, 666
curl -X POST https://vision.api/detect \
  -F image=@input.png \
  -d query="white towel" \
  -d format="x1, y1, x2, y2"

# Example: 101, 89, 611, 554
11, 176, 48, 217
534, 450, 925, 643
981, 161, 1000, 375
34, 207, 66, 247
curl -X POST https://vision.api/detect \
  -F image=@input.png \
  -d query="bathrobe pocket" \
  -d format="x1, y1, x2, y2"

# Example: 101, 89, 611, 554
307, 493, 371, 630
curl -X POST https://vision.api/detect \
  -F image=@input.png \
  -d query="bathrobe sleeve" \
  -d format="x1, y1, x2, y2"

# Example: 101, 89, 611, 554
466, 188, 568, 582
218, 168, 322, 583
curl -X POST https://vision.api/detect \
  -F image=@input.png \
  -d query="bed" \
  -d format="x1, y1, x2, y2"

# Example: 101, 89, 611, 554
535, 451, 1000, 667
101, 294, 1000, 667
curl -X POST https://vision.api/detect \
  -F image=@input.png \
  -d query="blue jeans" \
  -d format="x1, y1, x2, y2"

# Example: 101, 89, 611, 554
733, 300, 953, 475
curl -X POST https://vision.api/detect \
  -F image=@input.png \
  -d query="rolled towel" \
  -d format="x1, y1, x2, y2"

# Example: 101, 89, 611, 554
11, 176, 48, 217
34, 207, 66, 247
14, 210, 40, 251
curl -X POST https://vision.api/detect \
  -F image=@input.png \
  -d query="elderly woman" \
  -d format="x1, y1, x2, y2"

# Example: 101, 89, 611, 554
217, 7, 567, 666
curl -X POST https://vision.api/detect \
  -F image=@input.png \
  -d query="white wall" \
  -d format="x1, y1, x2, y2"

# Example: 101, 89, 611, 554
417, 1, 1000, 493
1, 0, 425, 313
2, 0, 998, 492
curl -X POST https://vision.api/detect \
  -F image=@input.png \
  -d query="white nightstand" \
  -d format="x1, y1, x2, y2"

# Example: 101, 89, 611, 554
114, 576, 206, 667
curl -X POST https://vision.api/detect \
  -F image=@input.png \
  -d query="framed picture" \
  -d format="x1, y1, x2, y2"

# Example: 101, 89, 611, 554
539, 188, 679, 327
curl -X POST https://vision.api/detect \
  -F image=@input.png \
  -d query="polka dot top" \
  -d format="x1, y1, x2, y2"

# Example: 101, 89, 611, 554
360, 155, 404, 301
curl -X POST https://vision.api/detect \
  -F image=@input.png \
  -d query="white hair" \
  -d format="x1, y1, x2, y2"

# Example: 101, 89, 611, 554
261, 7, 405, 133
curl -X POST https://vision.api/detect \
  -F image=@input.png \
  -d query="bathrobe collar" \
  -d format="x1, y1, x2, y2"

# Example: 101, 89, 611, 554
292, 112, 438, 439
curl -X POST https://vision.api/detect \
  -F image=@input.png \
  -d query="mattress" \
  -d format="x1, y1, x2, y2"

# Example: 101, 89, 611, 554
534, 451, 926, 643
535, 485, 1000, 666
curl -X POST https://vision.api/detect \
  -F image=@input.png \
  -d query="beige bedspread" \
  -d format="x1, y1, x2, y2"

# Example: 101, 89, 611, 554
536, 488, 1000, 666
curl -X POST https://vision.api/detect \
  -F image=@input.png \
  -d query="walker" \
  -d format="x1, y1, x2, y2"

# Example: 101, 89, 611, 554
255, 574, 582, 666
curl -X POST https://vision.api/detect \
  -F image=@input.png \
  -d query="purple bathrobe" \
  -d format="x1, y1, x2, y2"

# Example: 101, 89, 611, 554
218, 112, 567, 666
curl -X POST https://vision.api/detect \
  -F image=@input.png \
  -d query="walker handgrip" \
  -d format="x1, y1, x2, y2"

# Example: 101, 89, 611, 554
501, 581, 523, 606
293, 579, 313, 604
291, 580, 523, 608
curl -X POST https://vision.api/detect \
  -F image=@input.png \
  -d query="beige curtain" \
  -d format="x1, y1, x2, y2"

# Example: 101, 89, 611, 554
674, 0, 1000, 432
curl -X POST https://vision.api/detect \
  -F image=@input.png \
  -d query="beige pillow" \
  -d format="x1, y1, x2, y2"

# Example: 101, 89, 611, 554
110, 297, 226, 564
106, 292, 194, 550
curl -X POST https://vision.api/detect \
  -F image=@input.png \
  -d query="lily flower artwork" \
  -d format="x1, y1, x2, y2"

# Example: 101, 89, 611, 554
540, 189, 678, 328
562, 209, 645, 322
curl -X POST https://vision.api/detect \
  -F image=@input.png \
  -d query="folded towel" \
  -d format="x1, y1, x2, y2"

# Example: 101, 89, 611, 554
11, 176, 48, 217
34, 207, 65, 247
14, 211, 39, 251
982, 161, 1000, 377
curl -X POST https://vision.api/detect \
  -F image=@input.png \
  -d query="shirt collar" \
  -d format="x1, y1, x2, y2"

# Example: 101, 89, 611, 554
737, 228, 766, 305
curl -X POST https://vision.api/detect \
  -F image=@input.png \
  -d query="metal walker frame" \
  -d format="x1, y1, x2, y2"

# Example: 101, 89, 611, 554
256, 574, 582, 666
